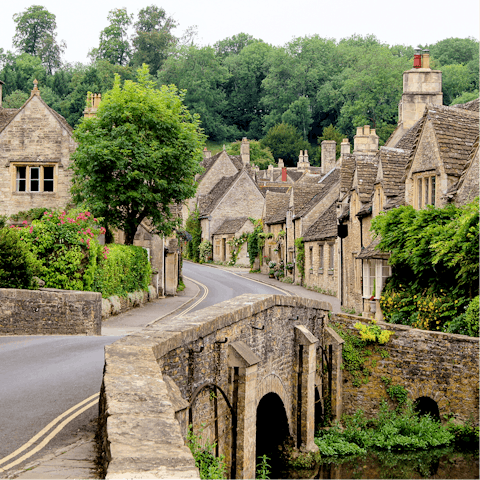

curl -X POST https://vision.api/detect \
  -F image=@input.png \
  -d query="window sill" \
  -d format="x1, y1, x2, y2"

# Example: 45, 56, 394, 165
12, 191, 56, 195
328, 269, 334, 275
318, 268, 324, 274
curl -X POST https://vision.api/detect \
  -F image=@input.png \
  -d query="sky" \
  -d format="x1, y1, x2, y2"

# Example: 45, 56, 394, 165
1, 0, 478, 64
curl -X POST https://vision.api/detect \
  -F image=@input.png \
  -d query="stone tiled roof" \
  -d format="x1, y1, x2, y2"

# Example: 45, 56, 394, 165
297, 173, 323, 184
408, 105, 479, 178
303, 202, 337, 242
340, 154, 356, 195
198, 171, 242, 216
287, 170, 304, 182
291, 185, 323, 218
356, 201, 372, 218
384, 195, 405, 211
295, 168, 341, 218
198, 152, 243, 182
213, 217, 248, 235
264, 192, 289, 225
356, 236, 390, 260
452, 98, 479, 112
356, 161, 378, 202
377, 147, 409, 198
258, 185, 291, 197
0, 108, 19, 133
394, 117, 424, 152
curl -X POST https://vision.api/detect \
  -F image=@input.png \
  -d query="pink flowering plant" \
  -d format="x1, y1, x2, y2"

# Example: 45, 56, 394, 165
16, 208, 106, 291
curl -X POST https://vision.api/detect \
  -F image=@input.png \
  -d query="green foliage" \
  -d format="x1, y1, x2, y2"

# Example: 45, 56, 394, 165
198, 240, 213, 263
316, 400, 455, 456
93, 243, 151, 298
12, 5, 65, 74
294, 237, 305, 279
71, 66, 204, 244
354, 319, 394, 344
187, 425, 226, 479
445, 417, 479, 444
386, 384, 409, 406
256, 454, 271, 479
247, 218, 264, 268
0, 227, 37, 289
464, 296, 479, 337
2, 89, 29, 108
177, 279, 185, 292
317, 124, 346, 162
226, 140, 275, 169
227, 232, 248, 266
17, 209, 105, 291
10, 207, 54, 222
185, 209, 202, 263
89, 8, 133, 66
260, 123, 310, 166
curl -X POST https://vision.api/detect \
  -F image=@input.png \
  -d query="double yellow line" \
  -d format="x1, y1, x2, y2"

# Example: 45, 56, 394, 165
175, 276, 209, 318
0, 393, 99, 472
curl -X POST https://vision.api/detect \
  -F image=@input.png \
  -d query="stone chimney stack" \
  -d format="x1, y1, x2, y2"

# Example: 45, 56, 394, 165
278, 158, 284, 168
297, 150, 310, 170
83, 93, 102, 118
267, 164, 274, 181
203, 147, 211, 159
353, 126, 379, 153
422, 49, 430, 69
31, 79, 40, 97
340, 138, 350, 157
321, 140, 336, 174
241, 137, 250, 165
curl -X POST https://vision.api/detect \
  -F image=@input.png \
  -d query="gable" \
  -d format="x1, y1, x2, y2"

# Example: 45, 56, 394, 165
409, 119, 441, 175
197, 150, 241, 196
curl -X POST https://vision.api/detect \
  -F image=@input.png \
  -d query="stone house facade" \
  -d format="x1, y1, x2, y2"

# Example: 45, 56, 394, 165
0, 80, 76, 217
212, 217, 253, 265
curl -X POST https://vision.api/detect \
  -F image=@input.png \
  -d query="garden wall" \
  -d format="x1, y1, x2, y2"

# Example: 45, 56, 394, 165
0, 288, 101, 335
332, 313, 480, 424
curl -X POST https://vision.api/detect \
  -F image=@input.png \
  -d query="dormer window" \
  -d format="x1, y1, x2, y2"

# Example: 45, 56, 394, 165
414, 173, 436, 208
14, 165, 55, 193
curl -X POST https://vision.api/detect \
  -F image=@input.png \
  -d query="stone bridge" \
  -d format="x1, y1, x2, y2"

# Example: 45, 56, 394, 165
100, 294, 479, 479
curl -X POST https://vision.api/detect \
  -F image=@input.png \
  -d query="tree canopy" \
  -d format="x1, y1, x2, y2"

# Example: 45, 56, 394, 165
70, 66, 205, 244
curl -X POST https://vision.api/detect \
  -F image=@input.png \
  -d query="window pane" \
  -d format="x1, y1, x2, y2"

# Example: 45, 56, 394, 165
425, 177, 429, 205
30, 167, 39, 191
329, 244, 334, 269
16, 167, 26, 192
418, 178, 422, 208
431, 176, 436, 206
309, 247, 313, 268
43, 166, 54, 192
319, 245, 324, 268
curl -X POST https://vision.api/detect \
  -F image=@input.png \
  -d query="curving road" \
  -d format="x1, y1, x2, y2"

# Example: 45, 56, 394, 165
0, 263, 286, 475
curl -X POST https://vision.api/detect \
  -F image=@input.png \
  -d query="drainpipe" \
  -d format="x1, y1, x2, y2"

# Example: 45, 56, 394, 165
340, 237, 343, 306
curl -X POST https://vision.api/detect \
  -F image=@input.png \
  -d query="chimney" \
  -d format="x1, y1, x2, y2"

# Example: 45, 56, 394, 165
241, 137, 250, 165
203, 147, 212, 159
83, 92, 101, 118
340, 138, 350, 157
267, 164, 274, 181
413, 46, 422, 68
304, 150, 309, 166
422, 49, 430, 69
282, 167, 287, 182
353, 125, 378, 153
321, 140, 336, 174
278, 158, 284, 168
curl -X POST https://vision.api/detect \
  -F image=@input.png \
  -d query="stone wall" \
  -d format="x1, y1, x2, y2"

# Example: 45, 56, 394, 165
0, 288, 101, 335
101, 294, 330, 479
304, 238, 339, 296
331, 313, 479, 424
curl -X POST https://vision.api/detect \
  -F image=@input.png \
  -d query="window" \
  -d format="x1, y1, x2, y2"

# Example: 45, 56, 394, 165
362, 259, 391, 299
309, 247, 313, 269
15, 165, 55, 193
415, 173, 436, 209
318, 244, 324, 272
329, 243, 334, 269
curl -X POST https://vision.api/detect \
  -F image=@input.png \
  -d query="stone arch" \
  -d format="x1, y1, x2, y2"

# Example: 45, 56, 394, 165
408, 384, 448, 418
256, 373, 292, 433
414, 396, 441, 422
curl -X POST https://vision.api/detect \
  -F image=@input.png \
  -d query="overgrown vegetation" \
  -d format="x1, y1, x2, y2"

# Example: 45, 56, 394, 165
372, 201, 479, 336
185, 209, 202, 262
294, 237, 305, 280
187, 425, 226, 479
227, 232, 248, 265
247, 218, 264, 269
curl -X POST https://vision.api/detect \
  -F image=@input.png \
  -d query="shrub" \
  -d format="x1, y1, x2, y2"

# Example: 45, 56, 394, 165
465, 296, 479, 337
93, 244, 151, 298
0, 227, 37, 289
199, 240, 213, 263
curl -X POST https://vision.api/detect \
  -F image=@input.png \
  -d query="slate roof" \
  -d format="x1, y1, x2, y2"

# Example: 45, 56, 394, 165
258, 185, 291, 196
356, 160, 378, 202
303, 203, 338, 242
452, 98, 479, 113
297, 172, 324, 184
356, 236, 390, 260
264, 192, 290, 225
377, 147, 409, 198
394, 117, 424, 152
213, 217, 249, 235
198, 171, 242, 217
407, 105, 479, 178
0, 108, 19, 132
287, 170, 304, 182
197, 151, 243, 182
340, 154, 356, 195
384, 195, 405, 211
356, 201, 372, 218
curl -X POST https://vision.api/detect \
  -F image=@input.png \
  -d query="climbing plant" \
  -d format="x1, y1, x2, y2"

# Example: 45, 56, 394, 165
295, 237, 305, 279
185, 208, 202, 262
247, 218, 264, 269
227, 232, 248, 266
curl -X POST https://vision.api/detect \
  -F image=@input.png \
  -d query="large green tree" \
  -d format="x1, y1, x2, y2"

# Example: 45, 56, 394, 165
89, 8, 133, 66
12, 5, 66, 74
71, 66, 205, 244
131, 5, 177, 75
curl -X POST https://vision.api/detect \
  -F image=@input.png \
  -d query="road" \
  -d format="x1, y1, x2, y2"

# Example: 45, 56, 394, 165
0, 262, 286, 475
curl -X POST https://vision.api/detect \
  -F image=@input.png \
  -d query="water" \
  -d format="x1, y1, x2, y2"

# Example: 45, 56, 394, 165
280, 446, 479, 479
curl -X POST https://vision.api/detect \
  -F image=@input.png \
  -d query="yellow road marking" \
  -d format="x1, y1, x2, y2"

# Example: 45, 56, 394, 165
176, 276, 209, 318
0, 394, 98, 471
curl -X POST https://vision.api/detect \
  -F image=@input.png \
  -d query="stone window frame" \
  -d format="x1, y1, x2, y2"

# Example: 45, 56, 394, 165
309, 246, 314, 273
13, 163, 56, 194
328, 242, 335, 275
318, 243, 324, 274
413, 171, 437, 209
362, 259, 391, 299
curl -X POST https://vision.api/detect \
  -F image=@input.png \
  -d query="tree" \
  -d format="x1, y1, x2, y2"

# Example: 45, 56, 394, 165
428, 37, 479, 66
260, 123, 310, 166
71, 66, 205, 245
2, 89, 29, 108
317, 124, 345, 162
89, 8, 133, 66
214, 33, 259, 59
281, 96, 313, 139
12, 5, 65, 74
131, 5, 177, 75
226, 140, 275, 169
